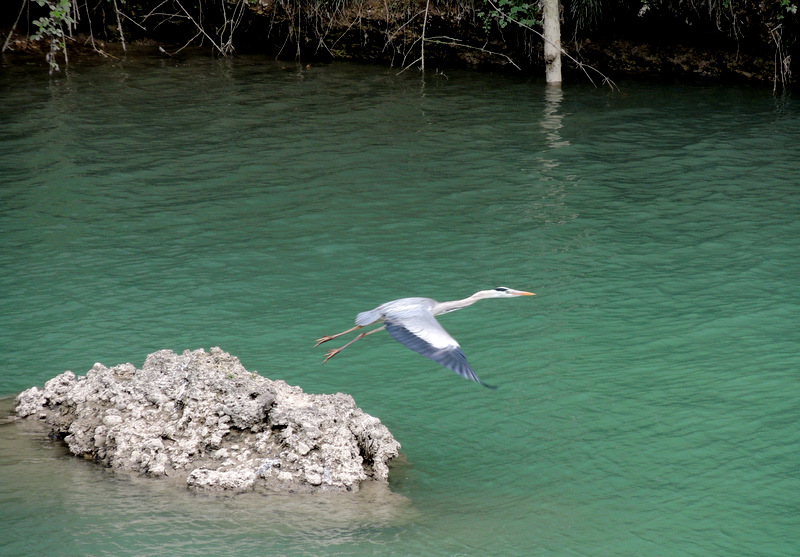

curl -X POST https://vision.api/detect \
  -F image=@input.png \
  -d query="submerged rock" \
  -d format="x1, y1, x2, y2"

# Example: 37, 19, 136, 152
14, 347, 400, 493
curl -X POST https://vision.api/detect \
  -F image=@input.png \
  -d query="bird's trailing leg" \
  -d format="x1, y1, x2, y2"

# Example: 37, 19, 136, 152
314, 325, 363, 348
322, 325, 386, 363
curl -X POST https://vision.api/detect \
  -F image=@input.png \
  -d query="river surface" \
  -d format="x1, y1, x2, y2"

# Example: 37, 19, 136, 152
1, 55, 799, 556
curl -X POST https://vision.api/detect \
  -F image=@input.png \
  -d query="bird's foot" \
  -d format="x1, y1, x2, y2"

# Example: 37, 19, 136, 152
314, 336, 334, 348
322, 348, 341, 363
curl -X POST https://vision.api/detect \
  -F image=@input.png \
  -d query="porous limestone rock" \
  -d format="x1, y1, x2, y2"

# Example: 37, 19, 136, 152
14, 347, 400, 493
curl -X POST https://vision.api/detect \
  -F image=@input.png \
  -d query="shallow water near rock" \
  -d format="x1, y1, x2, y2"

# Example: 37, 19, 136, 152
1, 57, 799, 555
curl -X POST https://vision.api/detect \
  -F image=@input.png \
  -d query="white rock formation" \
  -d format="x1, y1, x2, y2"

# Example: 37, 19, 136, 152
14, 347, 400, 493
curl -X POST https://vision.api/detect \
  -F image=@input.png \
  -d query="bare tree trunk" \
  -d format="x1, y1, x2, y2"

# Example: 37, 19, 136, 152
420, 0, 430, 71
542, 0, 561, 84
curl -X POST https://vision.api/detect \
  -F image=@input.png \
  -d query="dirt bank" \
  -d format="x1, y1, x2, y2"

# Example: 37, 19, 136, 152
0, 0, 793, 87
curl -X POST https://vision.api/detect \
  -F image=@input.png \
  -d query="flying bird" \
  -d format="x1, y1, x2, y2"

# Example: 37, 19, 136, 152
315, 287, 535, 388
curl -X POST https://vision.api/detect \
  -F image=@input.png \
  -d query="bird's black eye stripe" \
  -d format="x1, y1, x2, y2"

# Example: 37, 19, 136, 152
495, 287, 508, 292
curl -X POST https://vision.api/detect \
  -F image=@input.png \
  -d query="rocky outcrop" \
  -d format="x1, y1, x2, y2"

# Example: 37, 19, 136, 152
14, 347, 400, 493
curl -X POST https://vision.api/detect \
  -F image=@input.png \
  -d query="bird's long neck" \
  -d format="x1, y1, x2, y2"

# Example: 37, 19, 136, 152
432, 291, 491, 316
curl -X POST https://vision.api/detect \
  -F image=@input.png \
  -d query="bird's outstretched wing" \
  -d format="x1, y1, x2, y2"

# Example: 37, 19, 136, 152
384, 313, 496, 389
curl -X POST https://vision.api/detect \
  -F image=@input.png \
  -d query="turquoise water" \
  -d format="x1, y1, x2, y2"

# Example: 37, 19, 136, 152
1, 57, 799, 555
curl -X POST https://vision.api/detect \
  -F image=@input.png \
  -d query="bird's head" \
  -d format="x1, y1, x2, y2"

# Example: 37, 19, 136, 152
486, 287, 536, 298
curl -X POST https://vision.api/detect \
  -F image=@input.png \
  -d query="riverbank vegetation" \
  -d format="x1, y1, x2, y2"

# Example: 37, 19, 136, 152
1, 0, 797, 88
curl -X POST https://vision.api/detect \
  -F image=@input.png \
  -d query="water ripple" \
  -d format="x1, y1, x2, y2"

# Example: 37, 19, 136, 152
2, 60, 799, 556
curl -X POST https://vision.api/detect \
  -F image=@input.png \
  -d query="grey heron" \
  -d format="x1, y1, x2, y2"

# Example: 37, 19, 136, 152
315, 287, 535, 388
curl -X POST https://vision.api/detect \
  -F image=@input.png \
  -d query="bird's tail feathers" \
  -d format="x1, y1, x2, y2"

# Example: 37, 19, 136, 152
355, 308, 383, 326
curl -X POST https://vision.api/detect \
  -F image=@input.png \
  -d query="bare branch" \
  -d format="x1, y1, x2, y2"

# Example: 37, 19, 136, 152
175, 30, 204, 54
141, 0, 173, 23
385, 10, 425, 45
397, 56, 422, 75
118, 9, 147, 31
426, 35, 521, 70
2, 0, 28, 53
174, 0, 224, 55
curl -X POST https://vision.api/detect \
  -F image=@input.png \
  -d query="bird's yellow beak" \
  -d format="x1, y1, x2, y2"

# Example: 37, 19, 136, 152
519, 291, 535, 296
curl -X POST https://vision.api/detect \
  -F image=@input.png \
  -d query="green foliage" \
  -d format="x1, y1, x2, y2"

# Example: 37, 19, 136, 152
478, 0, 541, 33
31, 0, 75, 74
779, 0, 798, 17
31, 0, 74, 43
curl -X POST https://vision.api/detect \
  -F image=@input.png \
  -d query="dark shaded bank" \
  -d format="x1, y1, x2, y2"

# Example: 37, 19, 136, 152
1, 0, 797, 87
